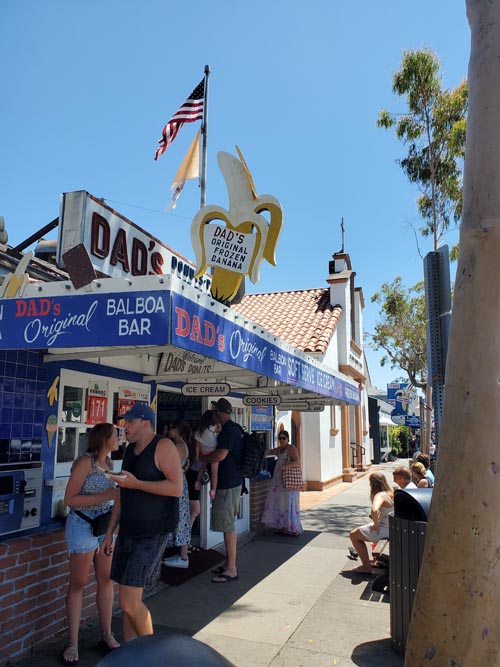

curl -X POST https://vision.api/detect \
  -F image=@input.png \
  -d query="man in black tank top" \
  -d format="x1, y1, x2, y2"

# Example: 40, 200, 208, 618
102, 403, 183, 641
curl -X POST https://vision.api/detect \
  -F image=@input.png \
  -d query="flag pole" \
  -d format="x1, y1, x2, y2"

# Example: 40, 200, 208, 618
200, 64, 210, 208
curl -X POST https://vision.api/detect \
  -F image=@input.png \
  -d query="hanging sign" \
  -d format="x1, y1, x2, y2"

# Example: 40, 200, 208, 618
181, 382, 230, 397
242, 395, 281, 406
279, 401, 325, 412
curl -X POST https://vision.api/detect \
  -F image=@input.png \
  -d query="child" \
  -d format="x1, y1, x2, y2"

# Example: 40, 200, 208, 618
194, 410, 221, 500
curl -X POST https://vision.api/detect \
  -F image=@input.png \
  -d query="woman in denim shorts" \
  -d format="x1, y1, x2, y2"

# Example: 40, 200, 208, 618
62, 423, 121, 665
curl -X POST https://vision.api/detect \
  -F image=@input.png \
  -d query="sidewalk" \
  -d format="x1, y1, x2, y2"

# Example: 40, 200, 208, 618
13, 462, 404, 667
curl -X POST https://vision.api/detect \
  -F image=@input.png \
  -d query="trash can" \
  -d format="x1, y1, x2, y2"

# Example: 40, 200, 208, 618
389, 488, 432, 657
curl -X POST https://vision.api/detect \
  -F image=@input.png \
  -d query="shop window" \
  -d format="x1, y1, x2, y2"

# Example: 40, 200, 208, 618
56, 427, 88, 463
54, 369, 149, 476
61, 386, 84, 424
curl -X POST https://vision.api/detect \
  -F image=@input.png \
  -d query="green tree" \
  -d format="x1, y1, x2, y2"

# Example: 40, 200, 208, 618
377, 49, 468, 251
368, 277, 427, 391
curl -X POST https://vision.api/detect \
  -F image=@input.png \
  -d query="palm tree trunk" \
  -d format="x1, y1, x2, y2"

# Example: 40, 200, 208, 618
405, 2, 500, 664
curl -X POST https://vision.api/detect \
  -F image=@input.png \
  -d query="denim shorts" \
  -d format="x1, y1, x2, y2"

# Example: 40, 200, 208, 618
65, 511, 106, 555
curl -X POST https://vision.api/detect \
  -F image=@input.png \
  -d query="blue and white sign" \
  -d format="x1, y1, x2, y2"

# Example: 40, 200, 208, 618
172, 293, 359, 404
387, 382, 415, 415
0, 290, 170, 349
250, 405, 273, 431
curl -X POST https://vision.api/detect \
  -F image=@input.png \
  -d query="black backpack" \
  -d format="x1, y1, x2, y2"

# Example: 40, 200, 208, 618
237, 426, 266, 479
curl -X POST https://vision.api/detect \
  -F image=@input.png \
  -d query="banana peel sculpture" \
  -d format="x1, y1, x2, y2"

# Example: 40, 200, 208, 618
191, 148, 283, 302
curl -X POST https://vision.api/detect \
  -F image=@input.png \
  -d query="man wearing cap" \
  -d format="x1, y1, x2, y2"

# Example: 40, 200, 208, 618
102, 403, 183, 640
201, 398, 243, 583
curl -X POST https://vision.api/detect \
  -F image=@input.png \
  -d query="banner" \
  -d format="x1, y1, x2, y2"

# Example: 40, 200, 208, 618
0, 290, 170, 349
171, 293, 360, 404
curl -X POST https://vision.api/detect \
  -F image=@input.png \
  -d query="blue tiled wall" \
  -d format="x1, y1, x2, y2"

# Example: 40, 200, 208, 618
0, 349, 45, 463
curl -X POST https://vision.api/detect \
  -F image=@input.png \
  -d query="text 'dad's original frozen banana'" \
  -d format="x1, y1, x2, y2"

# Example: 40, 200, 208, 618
190, 148, 283, 302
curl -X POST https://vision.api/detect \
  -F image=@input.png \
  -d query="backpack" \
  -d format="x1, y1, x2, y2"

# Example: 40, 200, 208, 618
237, 426, 266, 479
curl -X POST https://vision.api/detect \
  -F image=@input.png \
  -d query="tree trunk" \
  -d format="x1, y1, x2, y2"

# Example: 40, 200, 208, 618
405, 2, 500, 665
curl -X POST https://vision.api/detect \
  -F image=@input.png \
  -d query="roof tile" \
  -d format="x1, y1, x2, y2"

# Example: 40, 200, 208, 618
233, 288, 342, 354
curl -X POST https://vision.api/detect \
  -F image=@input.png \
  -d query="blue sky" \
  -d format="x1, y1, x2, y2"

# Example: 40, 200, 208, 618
1, 1, 469, 391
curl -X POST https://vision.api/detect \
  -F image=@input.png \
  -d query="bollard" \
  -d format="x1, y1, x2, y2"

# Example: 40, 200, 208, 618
96, 633, 237, 667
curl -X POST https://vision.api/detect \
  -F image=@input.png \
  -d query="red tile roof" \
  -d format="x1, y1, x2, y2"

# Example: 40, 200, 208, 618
233, 288, 342, 354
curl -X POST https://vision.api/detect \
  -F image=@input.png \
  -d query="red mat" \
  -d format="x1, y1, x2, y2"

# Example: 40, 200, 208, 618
160, 548, 225, 586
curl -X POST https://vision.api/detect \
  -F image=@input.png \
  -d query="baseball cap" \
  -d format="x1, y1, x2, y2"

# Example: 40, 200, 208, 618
211, 398, 233, 414
121, 403, 156, 424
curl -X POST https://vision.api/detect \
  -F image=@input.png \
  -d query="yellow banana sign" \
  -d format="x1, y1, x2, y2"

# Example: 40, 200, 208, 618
0, 252, 32, 298
191, 148, 283, 302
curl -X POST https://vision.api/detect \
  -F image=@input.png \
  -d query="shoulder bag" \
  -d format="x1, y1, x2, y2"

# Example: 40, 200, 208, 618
281, 451, 304, 490
74, 510, 112, 537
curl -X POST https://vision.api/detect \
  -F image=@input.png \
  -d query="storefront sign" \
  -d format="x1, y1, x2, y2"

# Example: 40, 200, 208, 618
243, 395, 281, 406
181, 382, 230, 396
250, 405, 273, 431
57, 191, 211, 293
171, 293, 360, 404
0, 290, 170, 349
159, 349, 214, 375
190, 150, 283, 302
387, 382, 415, 412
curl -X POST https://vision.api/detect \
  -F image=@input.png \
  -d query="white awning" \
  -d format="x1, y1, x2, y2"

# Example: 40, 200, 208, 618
379, 414, 395, 427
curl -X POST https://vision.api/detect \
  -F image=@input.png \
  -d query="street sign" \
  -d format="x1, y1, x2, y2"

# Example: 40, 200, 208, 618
181, 382, 230, 397
242, 395, 281, 406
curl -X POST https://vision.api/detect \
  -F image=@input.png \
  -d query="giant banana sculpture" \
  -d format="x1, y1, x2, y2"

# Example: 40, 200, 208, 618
191, 148, 283, 302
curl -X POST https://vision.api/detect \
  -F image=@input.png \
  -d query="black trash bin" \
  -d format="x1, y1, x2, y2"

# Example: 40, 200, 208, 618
390, 488, 432, 657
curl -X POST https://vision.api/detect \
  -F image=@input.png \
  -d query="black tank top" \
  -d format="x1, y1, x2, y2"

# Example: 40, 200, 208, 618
120, 434, 179, 539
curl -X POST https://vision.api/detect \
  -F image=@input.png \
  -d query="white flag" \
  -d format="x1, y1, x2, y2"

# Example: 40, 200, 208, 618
165, 129, 200, 211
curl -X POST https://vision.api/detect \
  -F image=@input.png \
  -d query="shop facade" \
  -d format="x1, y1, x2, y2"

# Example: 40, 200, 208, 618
0, 192, 361, 662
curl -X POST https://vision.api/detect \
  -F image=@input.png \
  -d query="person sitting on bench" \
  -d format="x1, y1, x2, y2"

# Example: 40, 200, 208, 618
349, 472, 394, 574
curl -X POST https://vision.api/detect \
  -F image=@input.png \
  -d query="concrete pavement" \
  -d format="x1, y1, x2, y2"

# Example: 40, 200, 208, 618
12, 461, 404, 667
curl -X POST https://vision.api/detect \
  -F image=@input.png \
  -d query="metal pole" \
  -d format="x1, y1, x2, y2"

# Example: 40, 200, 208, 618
13, 218, 59, 252
200, 64, 210, 208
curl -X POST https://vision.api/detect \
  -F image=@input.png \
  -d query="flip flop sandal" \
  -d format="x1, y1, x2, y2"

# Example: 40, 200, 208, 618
188, 545, 203, 553
62, 643, 79, 666
211, 565, 226, 575
97, 632, 120, 653
211, 573, 239, 583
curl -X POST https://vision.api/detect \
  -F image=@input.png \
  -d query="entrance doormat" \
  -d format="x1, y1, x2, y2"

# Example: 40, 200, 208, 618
160, 548, 225, 586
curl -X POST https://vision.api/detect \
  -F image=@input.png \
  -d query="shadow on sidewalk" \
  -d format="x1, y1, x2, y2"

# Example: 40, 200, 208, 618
351, 638, 401, 666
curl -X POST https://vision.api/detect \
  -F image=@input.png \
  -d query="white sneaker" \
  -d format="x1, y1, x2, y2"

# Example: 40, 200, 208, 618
163, 554, 189, 569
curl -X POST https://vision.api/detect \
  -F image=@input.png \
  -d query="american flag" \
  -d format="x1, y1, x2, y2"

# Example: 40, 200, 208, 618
154, 79, 205, 161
